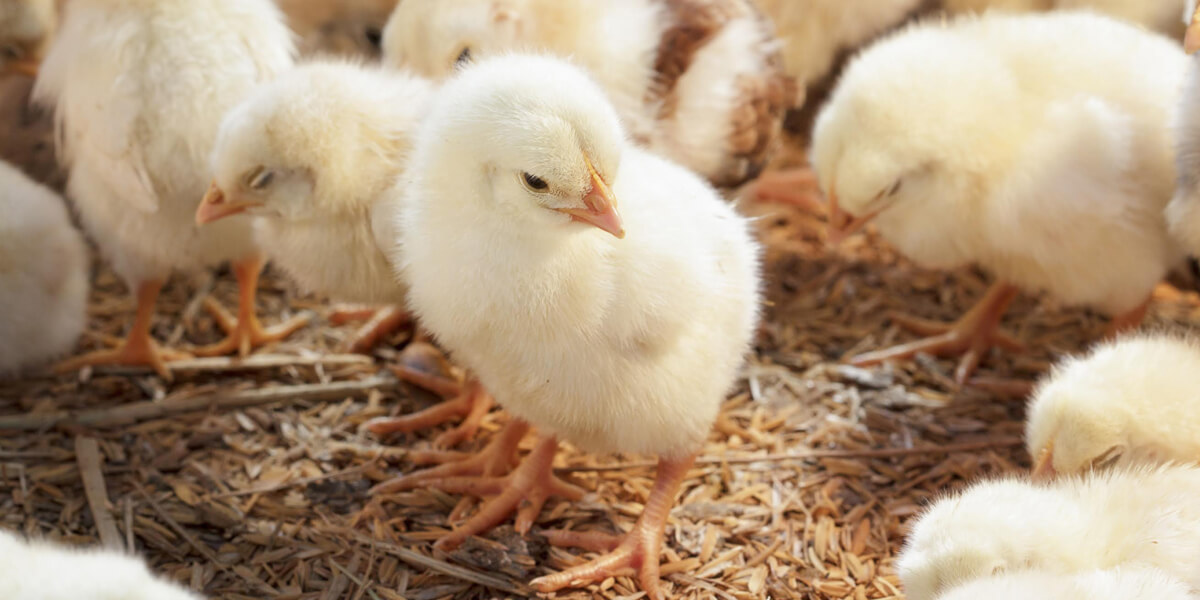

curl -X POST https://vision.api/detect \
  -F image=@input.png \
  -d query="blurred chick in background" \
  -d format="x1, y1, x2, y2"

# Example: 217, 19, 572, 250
898, 464, 1200, 600
0, 159, 87, 376
0, 0, 55, 77
273, 0, 396, 59
934, 567, 1195, 600
34, 0, 303, 379
809, 12, 1185, 384
1026, 334, 1200, 479
381, 0, 796, 189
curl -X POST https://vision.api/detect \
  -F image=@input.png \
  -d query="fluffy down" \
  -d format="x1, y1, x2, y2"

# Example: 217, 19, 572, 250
935, 567, 1195, 600
942, 0, 1187, 37
32, 0, 295, 288
273, 0, 396, 59
396, 54, 762, 457
897, 464, 1200, 600
812, 11, 1185, 317
0, 529, 201, 600
210, 60, 432, 304
0, 0, 55, 75
1026, 333, 1200, 477
1169, 41, 1200, 251
0, 160, 87, 374
381, 0, 794, 188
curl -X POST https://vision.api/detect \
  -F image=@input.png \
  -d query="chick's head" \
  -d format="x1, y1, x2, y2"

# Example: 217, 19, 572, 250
1026, 364, 1129, 481
417, 54, 625, 239
199, 62, 421, 225
382, 0, 524, 78
0, 0, 54, 77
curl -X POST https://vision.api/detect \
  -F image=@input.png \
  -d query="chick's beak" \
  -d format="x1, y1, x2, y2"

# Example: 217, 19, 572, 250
4, 58, 38, 78
559, 156, 624, 239
1031, 443, 1056, 481
825, 181, 887, 248
195, 181, 259, 225
1187, 1, 1200, 54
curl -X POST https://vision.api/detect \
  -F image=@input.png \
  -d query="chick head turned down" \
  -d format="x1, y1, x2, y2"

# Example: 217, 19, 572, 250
0, 0, 53, 76
413, 53, 625, 239
381, 0, 518, 76
1026, 334, 1200, 480
199, 62, 427, 225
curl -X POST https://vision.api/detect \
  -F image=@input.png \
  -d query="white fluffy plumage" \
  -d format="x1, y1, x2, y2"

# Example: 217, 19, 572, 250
0, 160, 87, 375
1026, 333, 1200, 477
935, 567, 1195, 600
0, 0, 55, 75
208, 60, 432, 305
942, 0, 1188, 36
396, 54, 761, 457
1169, 26, 1200, 250
273, 0, 396, 59
381, 0, 793, 188
897, 464, 1200, 600
813, 11, 1184, 320
0, 529, 201, 600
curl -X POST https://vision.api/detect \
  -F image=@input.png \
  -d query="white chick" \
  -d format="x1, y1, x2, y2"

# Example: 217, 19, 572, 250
0, 529, 202, 600
810, 11, 1185, 384
198, 61, 480, 446
1187, 0, 1200, 54
34, 0, 302, 378
273, 0, 396, 59
381, 0, 796, 189
943, 0, 1188, 37
1026, 333, 1200, 479
935, 567, 1196, 600
0, 159, 87, 375
0, 0, 55, 77
1172, 3, 1200, 251
391, 55, 762, 598
897, 464, 1200, 600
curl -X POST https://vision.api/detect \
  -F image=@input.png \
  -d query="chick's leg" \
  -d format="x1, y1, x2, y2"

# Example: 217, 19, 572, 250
850, 282, 1023, 385
1104, 296, 1151, 339
741, 168, 825, 212
328, 304, 412, 353
194, 255, 310, 357
368, 377, 492, 449
54, 280, 190, 380
531, 454, 696, 600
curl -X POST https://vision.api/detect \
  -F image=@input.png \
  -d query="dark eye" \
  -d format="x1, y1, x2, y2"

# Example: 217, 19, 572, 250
248, 168, 275, 190
2, 45, 22, 60
455, 46, 472, 66
885, 179, 903, 197
521, 172, 548, 192
364, 27, 382, 48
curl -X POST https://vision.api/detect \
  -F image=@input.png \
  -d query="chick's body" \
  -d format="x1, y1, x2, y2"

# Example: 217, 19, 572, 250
897, 465, 1200, 600
0, 160, 87, 374
1169, 32, 1200, 250
935, 567, 1195, 600
0, 529, 200, 600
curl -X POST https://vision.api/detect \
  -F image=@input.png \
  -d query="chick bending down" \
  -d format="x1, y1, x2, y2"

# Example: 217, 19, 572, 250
810, 12, 1185, 384
34, 0, 303, 378
0, 0, 55, 77
935, 567, 1195, 600
384, 55, 762, 598
0, 160, 88, 375
897, 464, 1200, 600
0, 529, 201, 600
201, 61, 481, 447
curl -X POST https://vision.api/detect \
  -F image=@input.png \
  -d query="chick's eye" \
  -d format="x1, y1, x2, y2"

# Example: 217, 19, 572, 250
364, 27, 382, 48
247, 167, 274, 190
2, 45, 22, 60
521, 172, 548, 192
885, 179, 903, 197
455, 46, 472, 66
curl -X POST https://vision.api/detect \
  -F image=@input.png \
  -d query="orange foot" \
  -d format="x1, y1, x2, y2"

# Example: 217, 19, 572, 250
368, 378, 492, 449
850, 281, 1024, 385
531, 454, 696, 600
328, 304, 412, 353
742, 167, 825, 212
194, 256, 310, 357
54, 280, 190, 380
1104, 295, 1151, 339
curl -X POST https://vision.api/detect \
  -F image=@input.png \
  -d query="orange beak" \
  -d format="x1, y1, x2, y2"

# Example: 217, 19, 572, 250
1031, 443, 1056, 481
5, 58, 38, 78
195, 181, 259, 225
1187, 2, 1200, 54
825, 181, 887, 248
559, 155, 624, 239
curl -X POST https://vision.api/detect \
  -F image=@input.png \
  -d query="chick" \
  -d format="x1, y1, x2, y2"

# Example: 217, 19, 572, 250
1173, 3, 1200, 252
897, 464, 1200, 600
199, 61, 480, 446
0, 0, 54, 77
381, 0, 796, 189
0, 159, 87, 375
1188, 0, 1200, 54
388, 55, 762, 598
34, 0, 303, 378
943, 0, 1188, 37
810, 12, 1185, 384
1025, 333, 1200, 479
935, 567, 1195, 600
274, 0, 396, 59
0, 529, 201, 600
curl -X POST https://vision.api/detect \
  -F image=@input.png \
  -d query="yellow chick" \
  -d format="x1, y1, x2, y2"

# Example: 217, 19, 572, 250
935, 567, 1195, 600
0, 0, 54, 77
274, 0, 397, 59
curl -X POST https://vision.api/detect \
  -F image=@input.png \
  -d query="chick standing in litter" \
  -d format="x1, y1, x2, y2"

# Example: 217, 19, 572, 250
897, 464, 1200, 600
0, 160, 87, 375
1026, 334, 1200, 479
199, 61, 484, 447
381, 0, 796, 189
809, 12, 1185, 384
0, 529, 202, 600
935, 567, 1195, 600
34, 0, 304, 378
0, 0, 54, 77
386, 55, 761, 598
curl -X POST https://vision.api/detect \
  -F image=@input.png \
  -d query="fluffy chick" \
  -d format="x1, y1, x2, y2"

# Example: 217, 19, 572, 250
381, 0, 795, 188
0, 0, 54, 77
1172, 3, 1200, 247
274, 0, 396, 59
0, 529, 201, 600
897, 464, 1200, 600
34, 0, 301, 377
943, 0, 1187, 37
0, 159, 87, 375
811, 11, 1185, 384
936, 567, 1195, 600
1026, 333, 1200, 479
394, 54, 762, 598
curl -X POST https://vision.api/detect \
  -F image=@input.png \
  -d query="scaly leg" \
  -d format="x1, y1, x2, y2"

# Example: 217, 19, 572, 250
850, 282, 1023, 385
367, 379, 493, 448
329, 304, 412, 353
370, 420, 530, 496
1105, 296, 1151, 339
54, 280, 190, 380
741, 168, 825, 212
194, 255, 310, 357
531, 454, 696, 600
